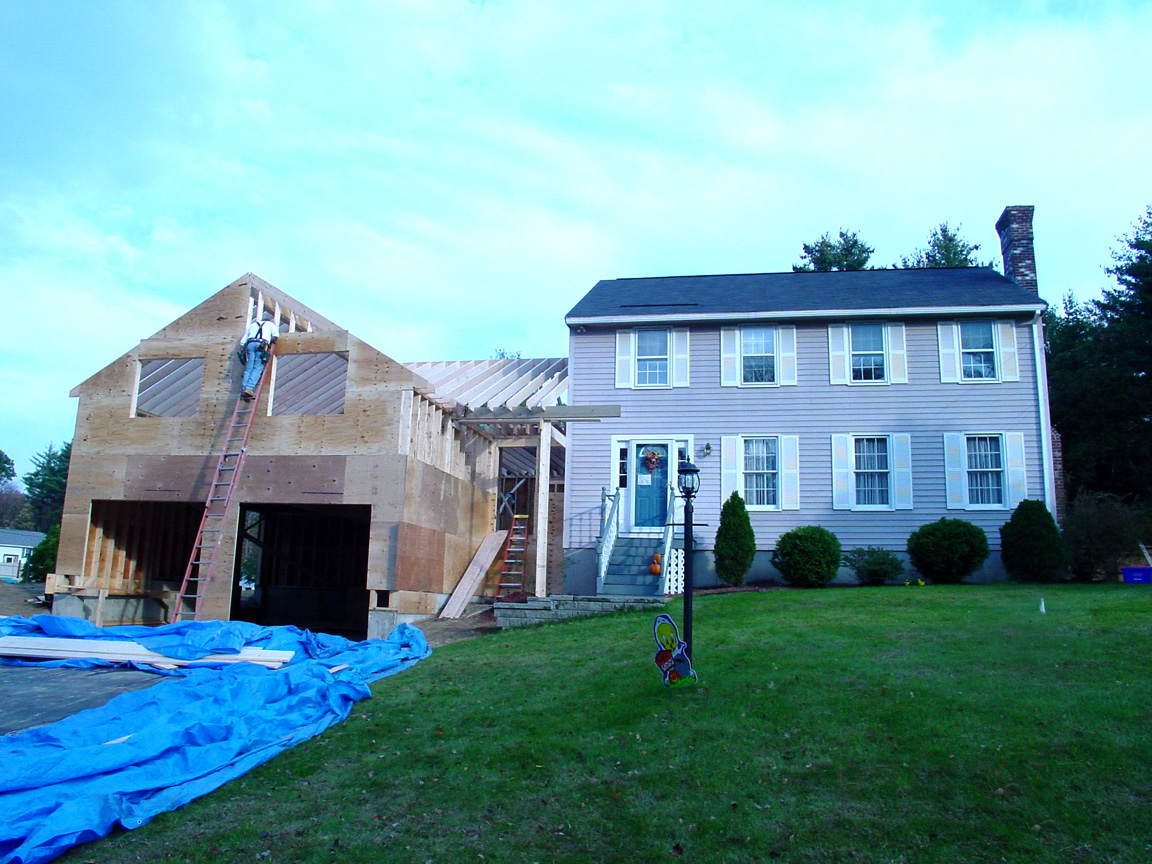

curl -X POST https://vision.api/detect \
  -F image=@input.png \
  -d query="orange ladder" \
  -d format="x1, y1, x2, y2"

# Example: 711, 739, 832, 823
497, 515, 530, 599
170, 346, 275, 623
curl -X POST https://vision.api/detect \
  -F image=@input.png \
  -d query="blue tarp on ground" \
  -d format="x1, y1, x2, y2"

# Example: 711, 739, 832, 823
0, 616, 431, 864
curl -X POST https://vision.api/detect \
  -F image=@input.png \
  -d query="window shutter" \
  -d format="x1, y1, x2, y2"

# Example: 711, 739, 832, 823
892, 433, 913, 509
720, 328, 739, 387
780, 435, 800, 510
831, 434, 852, 510
615, 330, 634, 388
998, 321, 1020, 382
887, 323, 908, 384
721, 436, 739, 501
672, 328, 690, 387
778, 325, 797, 386
828, 324, 849, 385
1006, 432, 1027, 505
944, 433, 966, 508
938, 323, 959, 383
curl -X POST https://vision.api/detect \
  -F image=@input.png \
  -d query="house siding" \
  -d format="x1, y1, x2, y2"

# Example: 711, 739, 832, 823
565, 317, 1047, 581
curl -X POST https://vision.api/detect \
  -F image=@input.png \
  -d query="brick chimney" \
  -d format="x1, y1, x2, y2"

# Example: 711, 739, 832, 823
995, 205, 1038, 293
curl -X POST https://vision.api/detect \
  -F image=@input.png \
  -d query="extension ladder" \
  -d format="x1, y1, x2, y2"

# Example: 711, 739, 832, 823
170, 346, 275, 623
497, 515, 530, 599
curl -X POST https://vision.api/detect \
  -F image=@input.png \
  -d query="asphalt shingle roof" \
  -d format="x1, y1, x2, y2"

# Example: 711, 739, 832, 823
565, 267, 1046, 324
0, 529, 46, 549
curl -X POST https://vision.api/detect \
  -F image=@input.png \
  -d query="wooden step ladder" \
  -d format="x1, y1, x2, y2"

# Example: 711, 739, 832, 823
497, 515, 530, 599
169, 347, 275, 623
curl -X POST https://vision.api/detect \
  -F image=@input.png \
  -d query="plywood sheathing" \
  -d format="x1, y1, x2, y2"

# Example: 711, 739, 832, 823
57, 274, 502, 624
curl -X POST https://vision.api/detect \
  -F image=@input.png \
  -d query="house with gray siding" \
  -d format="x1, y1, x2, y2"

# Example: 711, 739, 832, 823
562, 205, 1055, 593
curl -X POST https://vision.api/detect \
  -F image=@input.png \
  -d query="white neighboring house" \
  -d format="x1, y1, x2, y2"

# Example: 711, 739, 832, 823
562, 206, 1057, 594
0, 529, 47, 583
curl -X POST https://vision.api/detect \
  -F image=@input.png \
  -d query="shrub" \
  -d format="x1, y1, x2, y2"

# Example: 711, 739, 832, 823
1062, 492, 1143, 581
842, 546, 904, 586
713, 492, 756, 586
771, 526, 841, 587
906, 518, 989, 584
999, 499, 1065, 582
24, 523, 59, 583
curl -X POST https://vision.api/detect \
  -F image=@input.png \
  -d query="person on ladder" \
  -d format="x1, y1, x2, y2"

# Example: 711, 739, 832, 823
239, 313, 278, 399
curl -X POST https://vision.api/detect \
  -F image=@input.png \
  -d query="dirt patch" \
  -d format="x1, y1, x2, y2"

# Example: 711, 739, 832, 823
0, 580, 49, 618
413, 604, 501, 649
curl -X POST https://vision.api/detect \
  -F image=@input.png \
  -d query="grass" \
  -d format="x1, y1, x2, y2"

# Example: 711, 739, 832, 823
59, 584, 1152, 863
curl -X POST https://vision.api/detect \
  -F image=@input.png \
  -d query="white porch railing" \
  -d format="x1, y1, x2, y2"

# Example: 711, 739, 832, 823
657, 483, 677, 594
597, 487, 622, 593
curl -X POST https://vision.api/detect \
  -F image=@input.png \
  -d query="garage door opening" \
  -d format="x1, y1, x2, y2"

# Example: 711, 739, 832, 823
231, 504, 370, 640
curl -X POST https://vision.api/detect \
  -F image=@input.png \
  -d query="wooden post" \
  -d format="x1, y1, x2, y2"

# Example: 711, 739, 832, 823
533, 420, 552, 597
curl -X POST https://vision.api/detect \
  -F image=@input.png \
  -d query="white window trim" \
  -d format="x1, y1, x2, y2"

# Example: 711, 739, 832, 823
938, 320, 1020, 384
943, 432, 1027, 510
721, 325, 797, 387
616, 328, 689, 389
831, 433, 913, 510
721, 434, 800, 510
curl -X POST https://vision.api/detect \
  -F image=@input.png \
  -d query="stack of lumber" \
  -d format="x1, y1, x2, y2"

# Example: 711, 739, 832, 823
0, 636, 294, 669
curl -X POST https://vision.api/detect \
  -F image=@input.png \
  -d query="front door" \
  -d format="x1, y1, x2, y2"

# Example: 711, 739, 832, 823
632, 442, 669, 530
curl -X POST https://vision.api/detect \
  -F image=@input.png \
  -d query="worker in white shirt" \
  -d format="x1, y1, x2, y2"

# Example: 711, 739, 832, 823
240, 313, 278, 399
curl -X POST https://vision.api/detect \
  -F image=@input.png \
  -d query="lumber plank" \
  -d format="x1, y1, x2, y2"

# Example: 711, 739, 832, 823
440, 530, 507, 619
0, 636, 294, 668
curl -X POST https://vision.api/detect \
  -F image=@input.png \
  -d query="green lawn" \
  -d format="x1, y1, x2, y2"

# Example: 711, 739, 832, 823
61, 585, 1152, 863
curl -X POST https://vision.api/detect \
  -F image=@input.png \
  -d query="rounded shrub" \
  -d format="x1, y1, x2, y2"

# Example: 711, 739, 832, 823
999, 499, 1065, 582
771, 526, 841, 587
906, 518, 989, 584
842, 546, 905, 586
713, 491, 756, 587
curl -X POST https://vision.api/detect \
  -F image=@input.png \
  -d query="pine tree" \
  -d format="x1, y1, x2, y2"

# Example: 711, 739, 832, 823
713, 492, 756, 586
23, 442, 71, 533
793, 229, 874, 272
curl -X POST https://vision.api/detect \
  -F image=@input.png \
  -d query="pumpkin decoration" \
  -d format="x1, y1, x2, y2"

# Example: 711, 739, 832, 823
653, 553, 662, 566
649, 552, 662, 575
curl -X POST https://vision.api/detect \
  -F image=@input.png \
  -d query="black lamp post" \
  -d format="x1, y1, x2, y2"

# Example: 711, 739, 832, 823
677, 460, 700, 659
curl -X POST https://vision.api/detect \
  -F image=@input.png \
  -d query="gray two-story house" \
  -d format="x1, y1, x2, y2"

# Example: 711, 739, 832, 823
562, 206, 1056, 593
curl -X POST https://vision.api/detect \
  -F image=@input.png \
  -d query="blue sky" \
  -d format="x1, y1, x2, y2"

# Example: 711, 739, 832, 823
2, 0, 1150, 480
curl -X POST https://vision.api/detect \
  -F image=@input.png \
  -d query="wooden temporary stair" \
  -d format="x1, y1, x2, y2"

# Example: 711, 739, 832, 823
497, 515, 530, 599
170, 347, 275, 623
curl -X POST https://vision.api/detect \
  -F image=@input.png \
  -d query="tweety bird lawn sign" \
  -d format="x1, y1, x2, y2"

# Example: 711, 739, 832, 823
652, 613, 698, 688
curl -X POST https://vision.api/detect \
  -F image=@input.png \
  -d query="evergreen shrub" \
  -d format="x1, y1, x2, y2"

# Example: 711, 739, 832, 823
1062, 493, 1142, 580
24, 524, 59, 583
771, 526, 841, 587
713, 492, 756, 587
842, 546, 905, 586
999, 499, 1065, 582
906, 518, 989, 584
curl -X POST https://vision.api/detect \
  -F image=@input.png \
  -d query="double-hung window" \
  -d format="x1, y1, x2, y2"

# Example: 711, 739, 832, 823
944, 432, 1027, 509
959, 321, 996, 380
721, 434, 800, 509
742, 437, 779, 507
741, 327, 776, 384
965, 435, 1004, 505
635, 329, 669, 387
615, 328, 689, 388
853, 437, 890, 506
850, 324, 886, 382
828, 323, 906, 385
938, 320, 1019, 383
720, 325, 797, 386
831, 433, 913, 510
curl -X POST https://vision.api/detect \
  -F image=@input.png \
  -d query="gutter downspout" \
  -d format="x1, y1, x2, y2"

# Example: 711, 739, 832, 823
1031, 312, 1057, 518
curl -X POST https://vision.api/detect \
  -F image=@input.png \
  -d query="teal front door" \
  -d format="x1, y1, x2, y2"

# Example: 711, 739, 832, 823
633, 443, 669, 528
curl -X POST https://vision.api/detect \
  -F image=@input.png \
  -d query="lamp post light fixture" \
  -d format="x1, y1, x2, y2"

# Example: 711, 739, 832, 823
677, 460, 700, 659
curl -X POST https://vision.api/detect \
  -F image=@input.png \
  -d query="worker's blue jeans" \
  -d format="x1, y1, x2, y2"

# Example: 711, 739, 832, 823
242, 342, 268, 392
